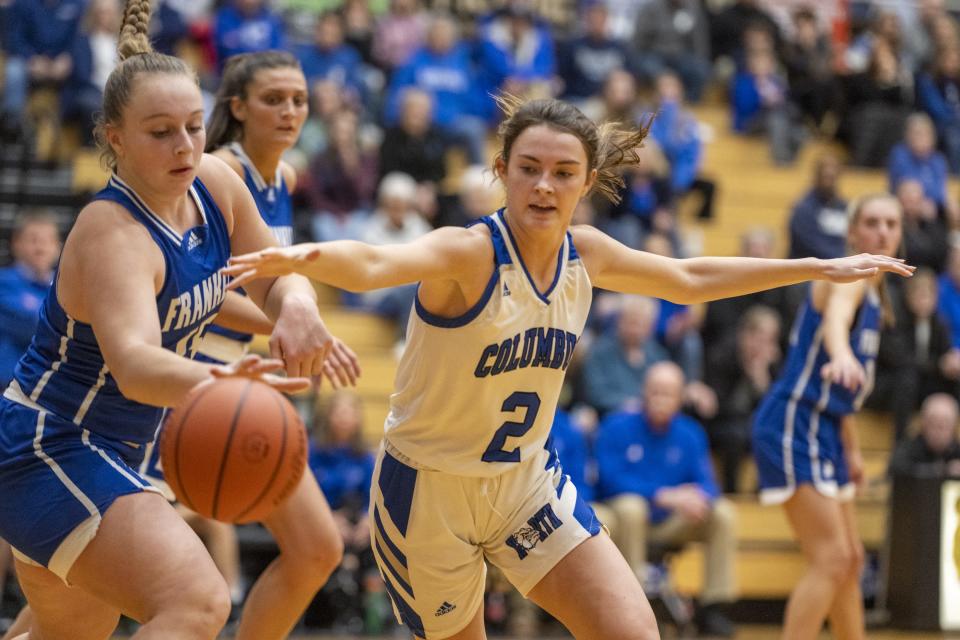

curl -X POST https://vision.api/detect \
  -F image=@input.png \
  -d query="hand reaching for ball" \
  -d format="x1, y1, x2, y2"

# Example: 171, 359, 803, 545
209, 354, 311, 393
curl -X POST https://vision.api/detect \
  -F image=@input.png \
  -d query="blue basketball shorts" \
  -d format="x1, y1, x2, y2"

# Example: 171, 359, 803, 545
753, 394, 853, 505
0, 384, 161, 582
369, 441, 602, 639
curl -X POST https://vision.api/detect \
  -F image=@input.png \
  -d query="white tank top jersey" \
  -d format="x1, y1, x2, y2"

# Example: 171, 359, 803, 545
383, 210, 593, 477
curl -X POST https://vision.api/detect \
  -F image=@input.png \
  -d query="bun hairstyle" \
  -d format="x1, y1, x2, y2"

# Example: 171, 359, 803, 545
205, 50, 303, 152
493, 94, 652, 204
94, 0, 198, 169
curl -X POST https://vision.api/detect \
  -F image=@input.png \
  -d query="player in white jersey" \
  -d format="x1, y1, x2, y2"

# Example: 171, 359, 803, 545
226, 96, 914, 639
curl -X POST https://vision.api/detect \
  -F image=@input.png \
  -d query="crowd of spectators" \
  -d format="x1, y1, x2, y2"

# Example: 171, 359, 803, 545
3, 0, 960, 637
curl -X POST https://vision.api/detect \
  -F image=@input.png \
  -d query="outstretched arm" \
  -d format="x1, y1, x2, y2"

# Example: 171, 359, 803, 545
573, 225, 913, 304
223, 226, 489, 293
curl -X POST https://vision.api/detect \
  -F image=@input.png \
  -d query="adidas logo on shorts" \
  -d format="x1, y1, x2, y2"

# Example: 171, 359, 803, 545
435, 601, 456, 617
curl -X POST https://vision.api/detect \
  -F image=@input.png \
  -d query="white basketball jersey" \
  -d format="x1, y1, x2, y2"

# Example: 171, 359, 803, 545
383, 210, 593, 477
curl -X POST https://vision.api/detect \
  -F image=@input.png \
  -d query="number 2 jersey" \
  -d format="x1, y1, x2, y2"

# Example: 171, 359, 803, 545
11, 173, 231, 444
383, 210, 592, 477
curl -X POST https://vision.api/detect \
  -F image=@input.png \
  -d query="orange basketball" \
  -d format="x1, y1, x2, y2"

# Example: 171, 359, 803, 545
160, 377, 307, 523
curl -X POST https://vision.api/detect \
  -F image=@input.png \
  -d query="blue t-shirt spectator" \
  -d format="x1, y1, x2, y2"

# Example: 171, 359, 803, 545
548, 410, 594, 503
938, 271, 960, 350
557, 35, 629, 100
308, 443, 375, 512
0, 264, 50, 385
213, 2, 285, 69
4, 0, 84, 59
888, 142, 950, 208
297, 42, 364, 99
649, 100, 701, 192
477, 11, 555, 92
595, 411, 719, 523
788, 189, 849, 259
385, 43, 491, 128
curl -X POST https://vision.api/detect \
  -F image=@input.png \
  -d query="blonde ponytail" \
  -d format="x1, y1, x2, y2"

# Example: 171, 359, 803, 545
118, 0, 153, 59
94, 0, 197, 169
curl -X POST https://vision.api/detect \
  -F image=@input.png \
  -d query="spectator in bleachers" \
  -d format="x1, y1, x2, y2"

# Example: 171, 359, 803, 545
1, 0, 84, 142
549, 409, 594, 503
731, 44, 804, 165
341, 0, 376, 66
633, 0, 711, 103
648, 71, 716, 220
583, 67, 641, 125
788, 153, 848, 260
360, 172, 432, 331
477, 2, 556, 100
601, 144, 674, 250
305, 109, 378, 243
296, 11, 364, 104
870, 268, 960, 439
556, 0, 628, 102
783, 6, 836, 131
213, 0, 285, 70
889, 392, 960, 477
594, 362, 736, 638
644, 233, 706, 386
0, 211, 60, 388
580, 295, 669, 416
434, 164, 502, 229
839, 36, 913, 167
371, 0, 428, 72
149, 0, 190, 57
898, 178, 950, 273
939, 244, 960, 350
61, 0, 121, 145
702, 227, 799, 350
705, 305, 782, 493
386, 13, 491, 164
917, 46, 960, 174
845, 9, 912, 74
379, 88, 446, 219
709, 0, 781, 64
308, 390, 387, 633
888, 113, 953, 220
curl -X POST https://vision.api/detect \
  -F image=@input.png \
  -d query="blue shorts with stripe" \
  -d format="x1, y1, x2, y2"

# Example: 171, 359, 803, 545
752, 394, 853, 505
369, 441, 601, 639
0, 392, 161, 582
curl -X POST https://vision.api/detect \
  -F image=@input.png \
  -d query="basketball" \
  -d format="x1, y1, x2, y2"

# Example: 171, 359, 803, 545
160, 377, 307, 523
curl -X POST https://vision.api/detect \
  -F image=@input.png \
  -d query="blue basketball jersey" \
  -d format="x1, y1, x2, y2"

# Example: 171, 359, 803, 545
12, 174, 232, 444
769, 285, 882, 417
204, 142, 294, 345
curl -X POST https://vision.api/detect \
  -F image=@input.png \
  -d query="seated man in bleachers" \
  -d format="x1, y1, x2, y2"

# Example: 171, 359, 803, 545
889, 393, 960, 478
593, 361, 736, 637
1, 0, 84, 143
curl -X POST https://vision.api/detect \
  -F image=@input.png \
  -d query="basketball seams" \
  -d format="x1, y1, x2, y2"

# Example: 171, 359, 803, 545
234, 388, 290, 522
163, 382, 221, 512
210, 379, 254, 520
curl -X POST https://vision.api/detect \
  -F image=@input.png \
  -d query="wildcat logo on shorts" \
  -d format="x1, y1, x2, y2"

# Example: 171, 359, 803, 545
505, 503, 564, 560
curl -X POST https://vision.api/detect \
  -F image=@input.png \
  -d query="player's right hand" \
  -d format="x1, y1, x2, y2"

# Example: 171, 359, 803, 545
209, 353, 311, 393
820, 354, 865, 391
222, 244, 321, 290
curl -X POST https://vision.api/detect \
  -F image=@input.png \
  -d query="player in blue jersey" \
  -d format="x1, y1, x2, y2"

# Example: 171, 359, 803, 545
0, 1, 352, 638
135, 49, 360, 640
753, 193, 903, 640
225, 96, 913, 640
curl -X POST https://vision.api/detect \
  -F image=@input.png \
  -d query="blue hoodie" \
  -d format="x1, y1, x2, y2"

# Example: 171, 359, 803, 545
308, 443, 375, 512
213, 4, 285, 69
0, 264, 51, 385
4, 0, 83, 58
595, 411, 719, 523
385, 43, 492, 127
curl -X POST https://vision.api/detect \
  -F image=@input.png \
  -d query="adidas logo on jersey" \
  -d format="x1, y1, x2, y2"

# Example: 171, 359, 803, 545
503, 282, 511, 296
435, 601, 456, 617
186, 230, 202, 251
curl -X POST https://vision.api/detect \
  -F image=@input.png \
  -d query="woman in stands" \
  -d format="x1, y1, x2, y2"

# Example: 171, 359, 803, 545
0, 2, 350, 638
753, 194, 904, 640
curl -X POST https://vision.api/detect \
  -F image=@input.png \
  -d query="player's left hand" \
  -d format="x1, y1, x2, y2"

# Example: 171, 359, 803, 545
820, 353, 865, 391
318, 337, 361, 389
270, 293, 332, 378
820, 253, 915, 282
